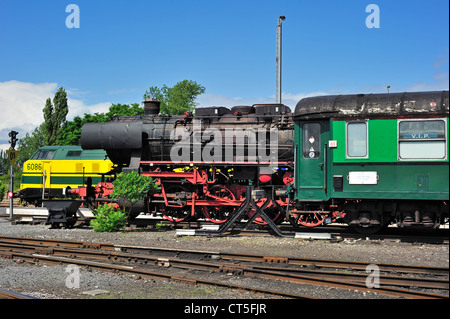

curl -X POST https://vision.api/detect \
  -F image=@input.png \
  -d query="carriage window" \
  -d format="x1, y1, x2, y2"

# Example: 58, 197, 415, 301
346, 122, 368, 158
303, 123, 320, 158
398, 119, 446, 160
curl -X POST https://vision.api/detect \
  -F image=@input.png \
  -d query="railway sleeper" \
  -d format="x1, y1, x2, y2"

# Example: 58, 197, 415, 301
263, 256, 289, 264
219, 265, 245, 276
170, 275, 197, 285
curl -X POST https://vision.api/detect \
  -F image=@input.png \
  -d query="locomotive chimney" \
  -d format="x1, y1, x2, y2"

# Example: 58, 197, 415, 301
143, 99, 161, 115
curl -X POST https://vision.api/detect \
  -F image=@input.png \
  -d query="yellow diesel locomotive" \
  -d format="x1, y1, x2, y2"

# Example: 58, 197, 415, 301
19, 146, 114, 205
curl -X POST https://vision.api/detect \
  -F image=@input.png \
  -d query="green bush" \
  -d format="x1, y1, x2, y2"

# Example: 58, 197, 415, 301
90, 204, 127, 232
110, 171, 159, 217
90, 171, 158, 232
0, 182, 6, 200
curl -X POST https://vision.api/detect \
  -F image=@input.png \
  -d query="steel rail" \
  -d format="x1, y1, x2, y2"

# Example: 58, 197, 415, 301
0, 250, 310, 299
5, 239, 446, 290
218, 252, 450, 276
116, 245, 450, 277
2, 239, 446, 289
1, 235, 447, 276
0, 237, 448, 299
0, 235, 115, 250
0, 288, 37, 299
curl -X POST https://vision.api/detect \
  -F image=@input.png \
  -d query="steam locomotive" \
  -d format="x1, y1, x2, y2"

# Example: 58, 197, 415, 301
81, 100, 295, 225
78, 90, 449, 234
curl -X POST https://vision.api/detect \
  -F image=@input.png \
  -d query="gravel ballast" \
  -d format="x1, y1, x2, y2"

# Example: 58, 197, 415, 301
0, 217, 448, 300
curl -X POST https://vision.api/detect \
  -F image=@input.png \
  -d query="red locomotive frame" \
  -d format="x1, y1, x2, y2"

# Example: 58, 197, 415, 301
69, 158, 342, 228
140, 160, 293, 224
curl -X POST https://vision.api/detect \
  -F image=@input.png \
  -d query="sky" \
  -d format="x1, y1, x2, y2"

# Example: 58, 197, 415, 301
0, 0, 448, 151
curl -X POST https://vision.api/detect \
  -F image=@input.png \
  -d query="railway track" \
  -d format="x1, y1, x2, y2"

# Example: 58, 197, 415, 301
0, 236, 448, 299
1, 209, 448, 244
0, 288, 36, 299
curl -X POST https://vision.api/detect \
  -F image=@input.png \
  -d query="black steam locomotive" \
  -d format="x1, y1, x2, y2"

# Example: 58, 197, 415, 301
81, 100, 295, 224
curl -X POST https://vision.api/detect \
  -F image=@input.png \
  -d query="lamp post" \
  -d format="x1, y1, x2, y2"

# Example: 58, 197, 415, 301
276, 15, 285, 104
277, 16, 286, 104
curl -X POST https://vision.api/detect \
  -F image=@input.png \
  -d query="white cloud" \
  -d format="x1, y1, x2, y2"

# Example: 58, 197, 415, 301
0, 80, 57, 132
406, 72, 449, 92
407, 47, 449, 92
0, 80, 112, 152
66, 98, 111, 119
0, 144, 10, 152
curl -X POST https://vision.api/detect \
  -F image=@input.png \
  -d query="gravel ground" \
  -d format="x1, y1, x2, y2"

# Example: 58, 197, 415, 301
0, 217, 448, 302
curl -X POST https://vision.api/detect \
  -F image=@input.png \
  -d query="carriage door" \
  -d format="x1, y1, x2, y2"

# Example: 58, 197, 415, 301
296, 120, 330, 201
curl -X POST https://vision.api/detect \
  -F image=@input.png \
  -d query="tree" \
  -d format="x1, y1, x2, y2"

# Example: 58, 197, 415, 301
57, 113, 110, 146
53, 87, 69, 138
143, 79, 205, 115
57, 103, 144, 145
0, 150, 8, 176
0, 181, 6, 200
106, 103, 143, 118
42, 98, 53, 145
43, 87, 69, 145
17, 124, 46, 165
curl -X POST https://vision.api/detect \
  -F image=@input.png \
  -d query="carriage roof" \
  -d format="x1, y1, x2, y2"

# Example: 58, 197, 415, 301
294, 90, 449, 120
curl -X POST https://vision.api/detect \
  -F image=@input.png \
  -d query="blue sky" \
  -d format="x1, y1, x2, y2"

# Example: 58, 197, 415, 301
0, 0, 448, 149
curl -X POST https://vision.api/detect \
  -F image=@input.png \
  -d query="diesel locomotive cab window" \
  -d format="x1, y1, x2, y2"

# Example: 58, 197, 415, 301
398, 119, 447, 160
346, 122, 368, 158
303, 123, 320, 158
67, 151, 82, 157
31, 150, 55, 160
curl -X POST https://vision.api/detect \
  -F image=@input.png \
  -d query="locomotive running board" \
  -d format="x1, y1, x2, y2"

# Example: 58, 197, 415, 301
179, 186, 295, 238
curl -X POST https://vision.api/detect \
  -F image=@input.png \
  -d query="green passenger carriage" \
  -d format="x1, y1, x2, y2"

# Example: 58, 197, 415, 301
293, 90, 449, 233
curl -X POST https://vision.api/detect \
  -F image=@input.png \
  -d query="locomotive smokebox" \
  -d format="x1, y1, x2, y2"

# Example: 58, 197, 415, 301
81, 121, 143, 150
143, 99, 161, 115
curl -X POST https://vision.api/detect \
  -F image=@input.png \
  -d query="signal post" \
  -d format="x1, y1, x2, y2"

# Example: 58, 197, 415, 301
6, 131, 19, 219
